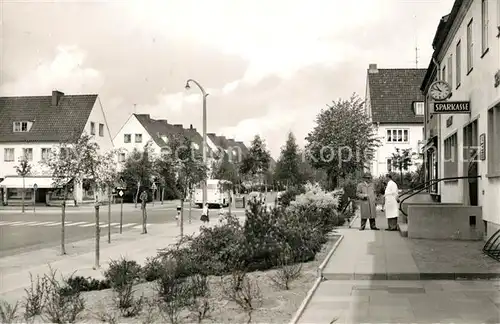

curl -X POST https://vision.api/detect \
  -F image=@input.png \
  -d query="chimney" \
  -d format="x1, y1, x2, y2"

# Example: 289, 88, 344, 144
190, 124, 193, 129
52, 90, 64, 106
368, 64, 378, 74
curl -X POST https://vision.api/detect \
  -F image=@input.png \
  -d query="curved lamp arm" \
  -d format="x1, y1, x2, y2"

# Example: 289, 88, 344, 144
185, 79, 209, 97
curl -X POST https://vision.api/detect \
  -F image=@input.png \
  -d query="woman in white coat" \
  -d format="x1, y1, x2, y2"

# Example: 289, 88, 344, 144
384, 174, 399, 231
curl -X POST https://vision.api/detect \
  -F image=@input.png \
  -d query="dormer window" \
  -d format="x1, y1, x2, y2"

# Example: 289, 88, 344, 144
13, 121, 31, 132
413, 102, 424, 116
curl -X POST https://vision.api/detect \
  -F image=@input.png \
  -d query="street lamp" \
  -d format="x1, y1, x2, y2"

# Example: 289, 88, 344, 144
185, 79, 208, 206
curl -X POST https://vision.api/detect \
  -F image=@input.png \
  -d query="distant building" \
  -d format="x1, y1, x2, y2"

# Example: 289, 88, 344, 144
364, 64, 427, 177
421, 0, 500, 238
0, 90, 114, 205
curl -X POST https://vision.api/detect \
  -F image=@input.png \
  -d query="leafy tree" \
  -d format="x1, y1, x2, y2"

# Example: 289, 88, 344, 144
211, 150, 239, 185
391, 148, 413, 183
15, 157, 32, 213
305, 94, 379, 190
274, 132, 302, 188
43, 132, 104, 255
240, 135, 271, 191
153, 152, 179, 203
175, 135, 208, 236
120, 141, 156, 208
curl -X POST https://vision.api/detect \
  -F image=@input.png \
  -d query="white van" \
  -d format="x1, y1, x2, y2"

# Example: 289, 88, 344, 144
194, 179, 232, 208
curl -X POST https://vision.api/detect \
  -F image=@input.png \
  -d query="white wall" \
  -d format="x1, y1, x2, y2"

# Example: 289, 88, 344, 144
83, 99, 114, 153
371, 124, 424, 177
113, 115, 161, 157
433, 0, 500, 227
0, 142, 60, 178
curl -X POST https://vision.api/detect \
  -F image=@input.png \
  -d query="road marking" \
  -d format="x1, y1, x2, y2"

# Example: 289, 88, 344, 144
43, 222, 62, 226
80, 222, 98, 227
11, 221, 38, 226
5, 221, 26, 226
65, 221, 88, 227
109, 222, 120, 226
26, 221, 45, 226
120, 223, 137, 228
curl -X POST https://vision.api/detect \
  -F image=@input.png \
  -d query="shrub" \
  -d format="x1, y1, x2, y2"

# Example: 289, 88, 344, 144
23, 273, 47, 319
0, 300, 18, 324
113, 283, 144, 318
221, 270, 262, 324
43, 268, 85, 324
269, 246, 302, 290
104, 257, 142, 288
142, 257, 164, 282
66, 276, 110, 292
186, 274, 212, 323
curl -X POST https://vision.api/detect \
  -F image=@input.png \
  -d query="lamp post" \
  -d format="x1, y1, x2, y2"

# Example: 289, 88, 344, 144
185, 79, 208, 206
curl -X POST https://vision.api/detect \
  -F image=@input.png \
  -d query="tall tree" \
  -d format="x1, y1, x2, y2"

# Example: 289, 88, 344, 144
240, 135, 271, 190
211, 150, 239, 184
120, 141, 155, 208
15, 157, 32, 213
274, 132, 302, 188
43, 132, 104, 255
391, 148, 413, 184
305, 94, 379, 189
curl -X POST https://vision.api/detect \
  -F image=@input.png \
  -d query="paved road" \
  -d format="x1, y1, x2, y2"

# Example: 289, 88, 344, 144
0, 204, 243, 258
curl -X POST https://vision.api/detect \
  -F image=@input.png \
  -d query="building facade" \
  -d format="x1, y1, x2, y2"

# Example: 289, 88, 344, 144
0, 90, 114, 205
365, 64, 427, 177
421, 0, 500, 237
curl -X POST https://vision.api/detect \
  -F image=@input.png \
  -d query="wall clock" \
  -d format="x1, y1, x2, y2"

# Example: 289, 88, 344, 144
429, 80, 451, 101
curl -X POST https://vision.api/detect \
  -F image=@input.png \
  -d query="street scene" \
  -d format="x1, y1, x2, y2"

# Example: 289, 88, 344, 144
1, 0, 500, 323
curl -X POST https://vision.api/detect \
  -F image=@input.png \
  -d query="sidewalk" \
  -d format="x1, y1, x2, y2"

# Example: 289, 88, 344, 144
0, 216, 245, 304
295, 213, 500, 323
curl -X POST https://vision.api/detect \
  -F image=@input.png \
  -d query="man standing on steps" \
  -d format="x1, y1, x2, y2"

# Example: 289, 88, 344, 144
356, 173, 379, 231
384, 173, 399, 231
139, 189, 148, 234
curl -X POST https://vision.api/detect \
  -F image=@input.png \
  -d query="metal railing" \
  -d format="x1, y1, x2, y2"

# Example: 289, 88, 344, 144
483, 229, 500, 261
398, 175, 482, 217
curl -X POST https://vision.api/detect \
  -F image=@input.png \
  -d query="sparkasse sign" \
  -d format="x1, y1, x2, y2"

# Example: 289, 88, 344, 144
432, 101, 470, 113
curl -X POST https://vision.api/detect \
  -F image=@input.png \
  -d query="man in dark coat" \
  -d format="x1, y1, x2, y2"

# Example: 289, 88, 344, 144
356, 173, 379, 231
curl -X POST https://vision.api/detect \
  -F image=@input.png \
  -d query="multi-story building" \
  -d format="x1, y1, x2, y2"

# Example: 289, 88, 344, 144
113, 113, 219, 170
421, 0, 500, 237
0, 90, 114, 205
365, 64, 427, 177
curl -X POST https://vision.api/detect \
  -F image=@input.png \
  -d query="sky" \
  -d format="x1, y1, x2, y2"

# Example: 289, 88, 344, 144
0, 0, 455, 158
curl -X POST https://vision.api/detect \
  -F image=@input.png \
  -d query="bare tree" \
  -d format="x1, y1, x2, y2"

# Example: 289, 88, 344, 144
15, 157, 32, 213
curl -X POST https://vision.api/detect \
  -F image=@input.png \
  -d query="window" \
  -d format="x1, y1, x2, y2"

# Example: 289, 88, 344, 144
124, 134, 131, 143
135, 134, 142, 143
447, 55, 453, 88
41, 148, 51, 161
22, 148, 33, 161
456, 40, 461, 87
387, 159, 392, 172
119, 153, 126, 163
444, 133, 458, 178
90, 122, 96, 135
414, 102, 424, 116
482, 0, 489, 54
488, 105, 500, 175
13, 121, 29, 132
3, 148, 14, 162
98, 123, 104, 137
467, 19, 473, 72
386, 129, 409, 143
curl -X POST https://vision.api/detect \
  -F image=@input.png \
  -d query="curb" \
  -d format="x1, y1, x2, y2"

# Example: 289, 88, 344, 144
288, 234, 344, 324
321, 272, 500, 281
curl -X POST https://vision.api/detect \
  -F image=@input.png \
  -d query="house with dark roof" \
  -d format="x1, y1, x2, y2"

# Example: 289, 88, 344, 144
113, 113, 218, 167
207, 133, 249, 164
0, 90, 114, 205
364, 64, 427, 176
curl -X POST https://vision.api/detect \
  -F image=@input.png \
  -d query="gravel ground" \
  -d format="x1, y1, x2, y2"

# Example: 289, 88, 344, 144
58, 235, 340, 324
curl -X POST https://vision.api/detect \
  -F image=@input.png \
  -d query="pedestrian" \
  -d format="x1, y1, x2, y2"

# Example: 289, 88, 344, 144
139, 189, 148, 234
384, 174, 399, 231
200, 202, 209, 224
356, 173, 379, 231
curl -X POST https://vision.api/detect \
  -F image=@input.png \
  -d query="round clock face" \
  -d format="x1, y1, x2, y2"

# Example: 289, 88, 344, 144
430, 81, 451, 101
